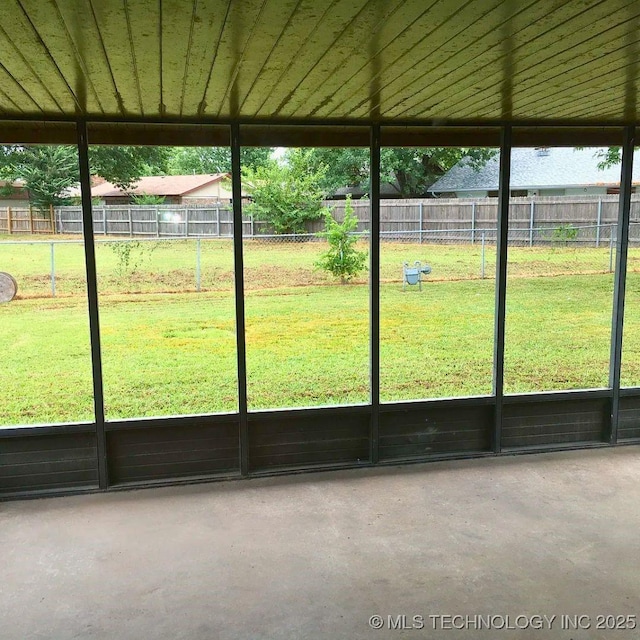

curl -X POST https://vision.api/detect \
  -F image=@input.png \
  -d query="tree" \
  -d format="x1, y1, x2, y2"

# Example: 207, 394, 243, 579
0, 144, 169, 210
381, 147, 495, 197
90, 146, 169, 189
296, 147, 497, 198
594, 147, 621, 169
0, 146, 77, 210
167, 147, 273, 175
296, 148, 369, 195
243, 150, 328, 235
315, 196, 367, 283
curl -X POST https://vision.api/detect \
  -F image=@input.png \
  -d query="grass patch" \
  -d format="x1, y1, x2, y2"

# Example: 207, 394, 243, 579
0, 237, 637, 425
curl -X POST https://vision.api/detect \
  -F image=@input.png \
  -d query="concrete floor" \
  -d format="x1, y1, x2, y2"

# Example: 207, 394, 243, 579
2, 448, 640, 640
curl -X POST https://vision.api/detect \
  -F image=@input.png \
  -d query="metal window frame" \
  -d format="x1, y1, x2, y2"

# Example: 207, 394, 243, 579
77, 121, 108, 489
609, 126, 636, 443
493, 126, 512, 453
370, 124, 381, 463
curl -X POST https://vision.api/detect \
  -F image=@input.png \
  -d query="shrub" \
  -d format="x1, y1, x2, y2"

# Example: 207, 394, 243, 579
131, 193, 166, 205
110, 240, 157, 278
243, 151, 328, 235
315, 196, 367, 283
552, 224, 579, 246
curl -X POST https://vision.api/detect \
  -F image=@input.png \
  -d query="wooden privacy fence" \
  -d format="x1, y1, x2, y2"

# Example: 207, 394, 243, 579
322, 196, 631, 245
0, 205, 55, 234
47, 195, 640, 244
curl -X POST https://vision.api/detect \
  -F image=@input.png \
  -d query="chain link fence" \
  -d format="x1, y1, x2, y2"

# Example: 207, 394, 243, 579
1, 221, 630, 299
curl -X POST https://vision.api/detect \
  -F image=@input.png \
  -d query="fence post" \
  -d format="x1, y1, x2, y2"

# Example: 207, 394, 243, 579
155, 210, 159, 237
50, 242, 56, 297
185, 208, 190, 237
250, 213, 255, 238
471, 202, 476, 244
196, 237, 201, 292
128, 207, 132, 237
49, 204, 55, 234
101, 208, 106, 235
7, 207, 12, 234
596, 198, 602, 248
610, 225, 615, 272
529, 200, 535, 247
481, 230, 486, 279
419, 202, 423, 244
29, 205, 34, 234
216, 207, 220, 236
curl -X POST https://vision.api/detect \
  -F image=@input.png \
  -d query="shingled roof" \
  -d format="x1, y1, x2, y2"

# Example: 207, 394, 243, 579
429, 148, 640, 194
92, 174, 228, 198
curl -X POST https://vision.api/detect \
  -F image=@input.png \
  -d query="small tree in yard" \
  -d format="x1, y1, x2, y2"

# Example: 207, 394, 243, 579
316, 196, 367, 283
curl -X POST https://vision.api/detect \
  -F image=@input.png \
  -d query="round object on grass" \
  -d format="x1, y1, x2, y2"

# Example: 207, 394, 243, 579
0, 272, 18, 302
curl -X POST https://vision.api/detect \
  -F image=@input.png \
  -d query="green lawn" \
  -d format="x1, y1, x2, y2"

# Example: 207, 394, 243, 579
2, 236, 640, 426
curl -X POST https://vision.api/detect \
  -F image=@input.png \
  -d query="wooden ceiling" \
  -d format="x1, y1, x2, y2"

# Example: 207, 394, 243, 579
0, 0, 638, 128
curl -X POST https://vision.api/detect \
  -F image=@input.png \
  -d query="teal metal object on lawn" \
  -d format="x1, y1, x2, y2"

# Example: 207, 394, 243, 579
403, 261, 432, 291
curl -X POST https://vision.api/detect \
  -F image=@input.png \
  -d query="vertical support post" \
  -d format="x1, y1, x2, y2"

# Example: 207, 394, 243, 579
419, 202, 423, 244
76, 121, 108, 489
492, 126, 512, 454
481, 231, 486, 279
128, 207, 133, 237
185, 208, 190, 238
231, 123, 249, 476
196, 237, 201, 292
101, 208, 106, 235
50, 242, 56, 297
529, 200, 535, 247
29, 206, 34, 234
471, 202, 476, 244
596, 198, 602, 248
155, 209, 159, 237
370, 124, 381, 464
7, 207, 12, 234
49, 204, 55, 234
250, 213, 255, 238
608, 125, 635, 445
609, 228, 615, 272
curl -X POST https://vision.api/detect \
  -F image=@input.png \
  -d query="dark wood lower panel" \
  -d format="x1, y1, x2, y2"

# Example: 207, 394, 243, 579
248, 411, 370, 472
0, 431, 98, 496
106, 419, 240, 485
380, 401, 493, 460
502, 397, 608, 448
619, 394, 640, 440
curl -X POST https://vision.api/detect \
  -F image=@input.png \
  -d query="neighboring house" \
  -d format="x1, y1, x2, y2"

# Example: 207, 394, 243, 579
429, 147, 640, 198
91, 174, 232, 205
0, 180, 29, 208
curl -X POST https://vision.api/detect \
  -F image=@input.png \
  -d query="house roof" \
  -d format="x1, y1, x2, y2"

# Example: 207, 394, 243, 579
429, 148, 640, 194
92, 174, 228, 198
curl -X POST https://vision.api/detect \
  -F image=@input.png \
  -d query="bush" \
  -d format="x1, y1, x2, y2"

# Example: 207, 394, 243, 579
110, 240, 157, 278
243, 151, 328, 235
131, 193, 166, 205
315, 196, 367, 283
552, 224, 579, 246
